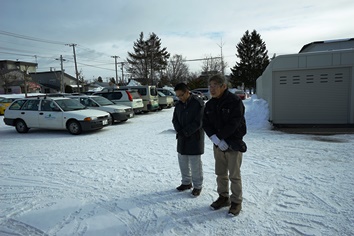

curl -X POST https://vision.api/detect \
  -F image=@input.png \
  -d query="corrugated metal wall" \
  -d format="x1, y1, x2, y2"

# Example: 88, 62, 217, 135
272, 67, 350, 124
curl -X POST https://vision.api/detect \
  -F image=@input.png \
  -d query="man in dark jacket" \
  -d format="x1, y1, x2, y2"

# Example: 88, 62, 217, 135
203, 75, 247, 216
172, 83, 205, 197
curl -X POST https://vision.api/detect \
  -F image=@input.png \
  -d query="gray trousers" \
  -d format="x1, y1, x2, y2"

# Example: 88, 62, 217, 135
178, 153, 203, 189
213, 146, 243, 203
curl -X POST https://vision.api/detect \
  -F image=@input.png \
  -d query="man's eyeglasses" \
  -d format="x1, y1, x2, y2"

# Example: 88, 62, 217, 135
176, 92, 185, 98
208, 84, 222, 89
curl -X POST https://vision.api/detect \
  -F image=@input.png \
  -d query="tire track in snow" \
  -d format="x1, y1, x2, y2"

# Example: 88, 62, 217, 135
0, 218, 47, 236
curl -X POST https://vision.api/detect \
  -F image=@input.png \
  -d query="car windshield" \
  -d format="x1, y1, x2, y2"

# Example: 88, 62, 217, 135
55, 99, 85, 111
157, 91, 165, 97
91, 96, 115, 106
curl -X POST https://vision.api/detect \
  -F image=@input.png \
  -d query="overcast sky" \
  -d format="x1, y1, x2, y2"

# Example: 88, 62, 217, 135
1, 0, 353, 82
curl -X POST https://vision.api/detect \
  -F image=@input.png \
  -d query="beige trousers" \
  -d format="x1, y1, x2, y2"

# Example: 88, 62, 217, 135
213, 146, 243, 203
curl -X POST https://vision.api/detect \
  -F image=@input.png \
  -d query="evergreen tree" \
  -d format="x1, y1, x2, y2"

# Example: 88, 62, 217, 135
127, 32, 170, 85
230, 30, 269, 92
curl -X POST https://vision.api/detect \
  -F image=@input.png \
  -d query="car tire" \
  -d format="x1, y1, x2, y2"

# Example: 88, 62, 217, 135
67, 120, 82, 135
15, 119, 29, 133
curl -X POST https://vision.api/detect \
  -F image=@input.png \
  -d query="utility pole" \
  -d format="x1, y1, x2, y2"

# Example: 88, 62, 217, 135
120, 62, 125, 84
56, 55, 66, 93
111, 55, 119, 84
217, 38, 225, 76
67, 44, 80, 92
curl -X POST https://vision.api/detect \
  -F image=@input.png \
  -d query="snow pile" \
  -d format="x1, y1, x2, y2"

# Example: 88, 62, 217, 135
126, 79, 142, 86
244, 95, 272, 130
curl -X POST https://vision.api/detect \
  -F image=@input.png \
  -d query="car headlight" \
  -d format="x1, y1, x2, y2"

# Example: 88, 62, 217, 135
0, 104, 4, 108
84, 116, 98, 121
114, 109, 125, 113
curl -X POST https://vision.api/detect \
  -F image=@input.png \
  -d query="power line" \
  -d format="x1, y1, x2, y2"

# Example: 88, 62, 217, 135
182, 56, 222, 62
0, 30, 67, 45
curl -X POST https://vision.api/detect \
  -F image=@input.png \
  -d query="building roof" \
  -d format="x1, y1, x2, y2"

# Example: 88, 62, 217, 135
30, 71, 77, 91
0, 60, 38, 67
30, 71, 76, 80
299, 38, 354, 53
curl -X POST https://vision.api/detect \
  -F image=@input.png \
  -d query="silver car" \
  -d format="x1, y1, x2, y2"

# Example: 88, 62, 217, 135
70, 95, 134, 123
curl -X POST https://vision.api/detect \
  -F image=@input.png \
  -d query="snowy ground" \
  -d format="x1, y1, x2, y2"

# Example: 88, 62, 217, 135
0, 96, 353, 236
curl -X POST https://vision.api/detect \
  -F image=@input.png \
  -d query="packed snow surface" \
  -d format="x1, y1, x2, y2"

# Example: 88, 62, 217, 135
0, 96, 353, 235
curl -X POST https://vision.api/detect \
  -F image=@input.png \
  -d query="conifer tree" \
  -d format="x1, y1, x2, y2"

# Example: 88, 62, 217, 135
127, 32, 170, 84
230, 30, 269, 92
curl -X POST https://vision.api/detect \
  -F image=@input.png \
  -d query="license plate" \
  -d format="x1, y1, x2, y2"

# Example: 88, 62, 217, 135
102, 119, 108, 125
129, 114, 133, 117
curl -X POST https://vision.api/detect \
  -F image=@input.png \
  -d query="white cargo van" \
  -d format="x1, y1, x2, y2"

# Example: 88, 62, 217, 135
119, 85, 159, 112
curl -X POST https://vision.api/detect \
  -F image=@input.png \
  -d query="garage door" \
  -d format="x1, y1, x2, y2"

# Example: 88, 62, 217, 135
273, 67, 350, 124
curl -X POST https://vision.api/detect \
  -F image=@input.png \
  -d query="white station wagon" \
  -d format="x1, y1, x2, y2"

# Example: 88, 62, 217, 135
3, 97, 111, 135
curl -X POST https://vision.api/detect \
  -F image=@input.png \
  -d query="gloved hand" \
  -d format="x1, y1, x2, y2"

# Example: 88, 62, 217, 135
209, 134, 221, 146
218, 139, 229, 151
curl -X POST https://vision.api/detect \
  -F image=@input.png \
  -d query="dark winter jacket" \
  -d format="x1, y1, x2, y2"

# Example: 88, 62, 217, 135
172, 93, 205, 155
203, 89, 246, 148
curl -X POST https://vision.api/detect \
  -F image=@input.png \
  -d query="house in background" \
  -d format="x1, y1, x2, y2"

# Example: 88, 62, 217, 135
256, 38, 354, 126
0, 60, 40, 94
1, 60, 81, 94
30, 70, 79, 93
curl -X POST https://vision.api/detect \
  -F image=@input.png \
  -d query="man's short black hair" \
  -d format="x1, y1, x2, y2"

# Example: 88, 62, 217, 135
209, 74, 226, 85
174, 83, 189, 92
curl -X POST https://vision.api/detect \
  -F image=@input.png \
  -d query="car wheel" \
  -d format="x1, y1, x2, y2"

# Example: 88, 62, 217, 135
67, 120, 82, 135
15, 119, 29, 133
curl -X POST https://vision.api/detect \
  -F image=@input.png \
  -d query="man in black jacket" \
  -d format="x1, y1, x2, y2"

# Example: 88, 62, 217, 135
203, 75, 247, 216
172, 83, 205, 197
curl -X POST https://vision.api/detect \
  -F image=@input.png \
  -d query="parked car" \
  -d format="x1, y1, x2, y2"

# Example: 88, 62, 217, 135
191, 88, 210, 100
157, 91, 174, 110
119, 85, 159, 112
0, 96, 23, 115
3, 97, 111, 134
93, 90, 144, 114
191, 91, 208, 101
70, 95, 134, 123
157, 88, 179, 104
233, 89, 246, 100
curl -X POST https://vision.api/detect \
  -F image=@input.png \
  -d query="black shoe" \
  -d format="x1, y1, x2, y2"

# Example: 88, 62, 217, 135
191, 188, 202, 197
228, 202, 242, 216
210, 195, 231, 210
176, 183, 192, 191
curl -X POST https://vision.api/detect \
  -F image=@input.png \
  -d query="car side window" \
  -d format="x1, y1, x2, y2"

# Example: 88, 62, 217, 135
150, 88, 157, 96
137, 88, 146, 96
41, 100, 60, 111
102, 93, 113, 100
9, 100, 26, 110
41, 100, 52, 111
21, 100, 40, 111
112, 92, 122, 99
79, 98, 90, 106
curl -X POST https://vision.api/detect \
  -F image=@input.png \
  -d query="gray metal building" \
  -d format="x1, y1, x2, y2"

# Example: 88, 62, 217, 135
256, 38, 354, 125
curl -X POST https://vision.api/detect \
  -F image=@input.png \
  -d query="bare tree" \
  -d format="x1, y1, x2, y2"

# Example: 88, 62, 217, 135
166, 54, 190, 86
201, 55, 222, 74
0, 73, 16, 94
